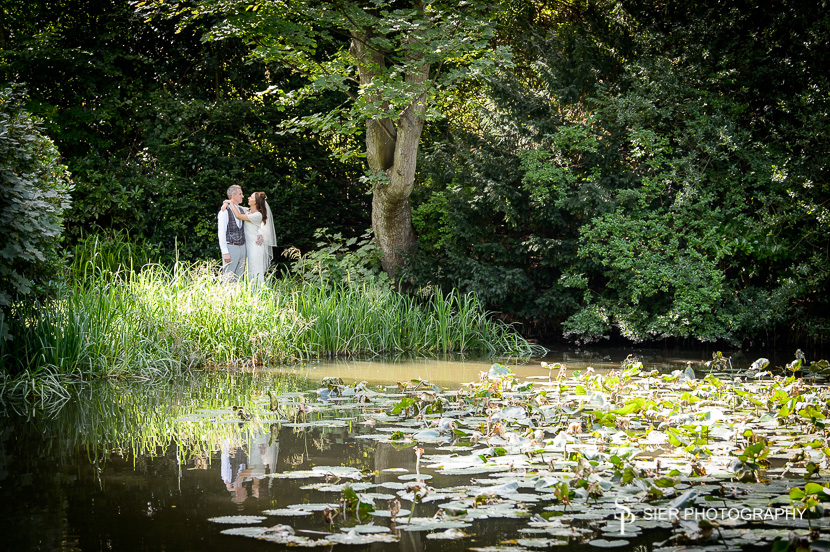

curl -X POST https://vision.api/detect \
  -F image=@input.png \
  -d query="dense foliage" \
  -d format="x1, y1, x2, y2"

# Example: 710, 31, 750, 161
1, 0, 369, 260
0, 86, 71, 320
1, 0, 827, 346
407, 0, 830, 345
147, 0, 515, 276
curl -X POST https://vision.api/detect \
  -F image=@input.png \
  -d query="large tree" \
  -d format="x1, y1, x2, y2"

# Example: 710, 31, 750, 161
140, 0, 512, 277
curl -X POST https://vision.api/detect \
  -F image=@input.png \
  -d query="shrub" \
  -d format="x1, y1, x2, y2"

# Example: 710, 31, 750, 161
0, 85, 72, 338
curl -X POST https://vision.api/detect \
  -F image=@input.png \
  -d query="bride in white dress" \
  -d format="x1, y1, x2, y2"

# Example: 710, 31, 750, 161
224, 192, 277, 288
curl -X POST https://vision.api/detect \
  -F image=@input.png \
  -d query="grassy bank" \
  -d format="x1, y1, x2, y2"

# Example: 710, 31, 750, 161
1, 261, 542, 402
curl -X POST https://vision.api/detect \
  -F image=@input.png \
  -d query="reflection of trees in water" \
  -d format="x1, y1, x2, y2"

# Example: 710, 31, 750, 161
273, 423, 374, 471
374, 443, 416, 481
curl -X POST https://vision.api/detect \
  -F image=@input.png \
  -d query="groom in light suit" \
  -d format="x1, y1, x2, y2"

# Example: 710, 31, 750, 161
218, 184, 247, 281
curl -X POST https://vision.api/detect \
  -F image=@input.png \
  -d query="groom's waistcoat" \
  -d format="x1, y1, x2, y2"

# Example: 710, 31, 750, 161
225, 208, 246, 245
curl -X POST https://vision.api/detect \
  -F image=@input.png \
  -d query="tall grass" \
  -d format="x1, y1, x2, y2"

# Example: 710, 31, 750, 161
2, 248, 543, 403
67, 228, 165, 282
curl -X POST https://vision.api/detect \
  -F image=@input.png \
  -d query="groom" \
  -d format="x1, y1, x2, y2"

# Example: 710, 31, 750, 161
218, 184, 247, 281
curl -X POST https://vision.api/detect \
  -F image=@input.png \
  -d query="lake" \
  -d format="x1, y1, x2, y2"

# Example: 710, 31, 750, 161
0, 346, 819, 551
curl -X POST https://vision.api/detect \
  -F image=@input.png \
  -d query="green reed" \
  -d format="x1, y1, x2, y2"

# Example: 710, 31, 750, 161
1, 261, 542, 403
67, 228, 165, 282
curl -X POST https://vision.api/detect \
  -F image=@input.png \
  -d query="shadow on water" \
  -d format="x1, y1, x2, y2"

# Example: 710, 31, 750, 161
0, 346, 819, 551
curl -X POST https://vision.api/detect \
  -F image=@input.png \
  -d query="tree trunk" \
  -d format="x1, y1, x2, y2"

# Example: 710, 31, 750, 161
351, 14, 429, 279
370, 104, 423, 278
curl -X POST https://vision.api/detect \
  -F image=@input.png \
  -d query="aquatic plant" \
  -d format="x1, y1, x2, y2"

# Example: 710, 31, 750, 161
201, 352, 830, 550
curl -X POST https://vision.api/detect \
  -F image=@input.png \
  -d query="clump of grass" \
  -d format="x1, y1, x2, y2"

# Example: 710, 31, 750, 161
1, 259, 541, 404
67, 228, 165, 282
291, 283, 539, 358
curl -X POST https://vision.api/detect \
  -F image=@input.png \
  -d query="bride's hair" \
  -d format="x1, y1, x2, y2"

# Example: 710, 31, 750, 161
254, 192, 268, 225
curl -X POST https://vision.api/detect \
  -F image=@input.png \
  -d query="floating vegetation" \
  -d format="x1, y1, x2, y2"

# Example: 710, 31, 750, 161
208, 515, 267, 525
208, 353, 830, 551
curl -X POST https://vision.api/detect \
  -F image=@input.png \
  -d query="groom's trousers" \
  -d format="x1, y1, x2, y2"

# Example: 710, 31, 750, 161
222, 243, 247, 282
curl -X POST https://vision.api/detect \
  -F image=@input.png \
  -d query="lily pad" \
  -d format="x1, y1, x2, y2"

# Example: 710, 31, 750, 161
327, 530, 399, 544
219, 527, 267, 537
426, 528, 470, 540
207, 515, 267, 524
588, 538, 630, 548
262, 508, 314, 516
517, 537, 569, 548
341, 523, 390, 534
394, 517, 472, 531
369, 508, 411, 518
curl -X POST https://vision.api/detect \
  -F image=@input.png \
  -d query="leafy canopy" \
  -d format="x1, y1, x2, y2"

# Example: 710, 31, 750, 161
137, 0, 513, 160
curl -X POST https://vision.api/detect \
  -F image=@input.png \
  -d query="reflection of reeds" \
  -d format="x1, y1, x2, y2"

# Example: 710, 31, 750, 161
2, 260, 540, 403
6, 371, 299, 466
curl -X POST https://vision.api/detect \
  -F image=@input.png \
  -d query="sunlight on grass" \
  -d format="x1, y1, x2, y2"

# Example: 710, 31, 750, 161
1, 261, 543, 404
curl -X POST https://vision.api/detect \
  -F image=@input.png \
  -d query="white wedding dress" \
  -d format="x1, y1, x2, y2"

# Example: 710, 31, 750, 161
244, 211, 268, 287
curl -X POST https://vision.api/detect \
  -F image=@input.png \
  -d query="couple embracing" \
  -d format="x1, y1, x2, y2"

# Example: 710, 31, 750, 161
218, 184, 276, 288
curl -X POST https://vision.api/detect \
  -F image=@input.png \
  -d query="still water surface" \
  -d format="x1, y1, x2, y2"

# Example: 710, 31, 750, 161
0, 347, 783, 551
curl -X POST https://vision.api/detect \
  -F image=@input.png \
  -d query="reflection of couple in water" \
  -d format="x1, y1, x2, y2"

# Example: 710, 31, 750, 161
221, 428, 279, 504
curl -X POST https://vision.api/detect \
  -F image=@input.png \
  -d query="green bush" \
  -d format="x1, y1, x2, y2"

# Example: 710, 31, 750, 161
0, 85, 72, 334
284, 228, 390, 289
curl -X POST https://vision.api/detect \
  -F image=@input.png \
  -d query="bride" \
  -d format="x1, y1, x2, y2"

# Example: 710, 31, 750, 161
223, 192, 276, 288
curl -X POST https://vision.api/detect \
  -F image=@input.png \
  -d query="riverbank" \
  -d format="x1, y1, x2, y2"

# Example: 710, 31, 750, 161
0, 262, 543, 403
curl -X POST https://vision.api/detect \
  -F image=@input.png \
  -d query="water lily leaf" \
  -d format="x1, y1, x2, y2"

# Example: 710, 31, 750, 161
518, 537, 569, 548
353, 433, 399, 441
259, 533, 330, 546
413, 428, 447, 442
395, 517, 472, 531
301, 481, 377, 492
220, 527, 267, 537
426, 528, 470, 540
368, 508, 411, 518
462, 503, 532, 519
311, 466, 366, 479
750, 358, 770, 371
262, 508, 313, 516
286, 503, 340, 512
492, 406, 528, 422
327, 530, 398, 544
354, 491, 397, 501
489, 364, 515, 379
480, 480, 520, 496
266, 470, 319, 479
398, 473, 432, 481
208, 515, 266, 524
343, 523, 390, 534
378, 481, 408, 491
283, 420, 349, 428
391, 397, 418, 415
438, 465, 510, 476
588, 538, 629, 547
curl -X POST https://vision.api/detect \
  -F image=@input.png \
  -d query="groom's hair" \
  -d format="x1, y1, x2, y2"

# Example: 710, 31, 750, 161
227, 185, 241, 199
